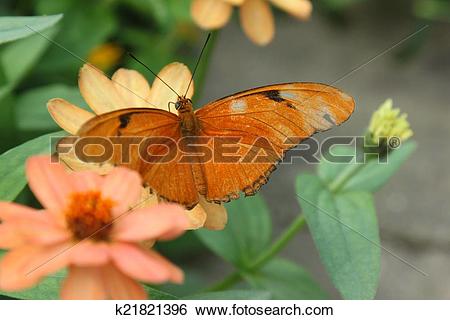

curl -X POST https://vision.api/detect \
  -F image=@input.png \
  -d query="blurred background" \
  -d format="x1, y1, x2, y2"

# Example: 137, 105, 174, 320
0, 0, 449, 298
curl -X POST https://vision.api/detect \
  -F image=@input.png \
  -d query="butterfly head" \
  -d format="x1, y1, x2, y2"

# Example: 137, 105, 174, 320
175, 97, 193, 113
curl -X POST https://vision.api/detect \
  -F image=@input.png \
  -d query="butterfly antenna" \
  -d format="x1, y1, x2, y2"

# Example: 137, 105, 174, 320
128, 52, 181, 98
184, 33, 211, 97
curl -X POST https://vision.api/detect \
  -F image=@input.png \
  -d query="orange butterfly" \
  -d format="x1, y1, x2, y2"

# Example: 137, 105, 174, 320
77, 82, 355, 209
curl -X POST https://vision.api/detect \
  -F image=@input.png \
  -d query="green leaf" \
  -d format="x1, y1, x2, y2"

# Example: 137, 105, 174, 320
319, 0, 368, 11
119, 0, 170, 29
0, 14, 62, 45
319, 142, 416, 192
1, 274, 64, 300
414, 0, 450, 22
36, 3, 117, 75
1, 27, 58, 88
0, 131, 65, 201
15, 84, 86, 131
185, 290, 271, 300
144, 286, 178, 300
195, 195, 272, 268
244, 258, 327, 299
167, 0, 192, 23
296, 174, 380, 299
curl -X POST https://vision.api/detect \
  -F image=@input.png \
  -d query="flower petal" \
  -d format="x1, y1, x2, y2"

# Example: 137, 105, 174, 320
57, 141, 114, 175
110, 243, 183, 284
0, 243, 70, 291
26, 156, 74, 222
68, 241, 110, 266
183, 204, 207, 230
60, 266, 107, 299
270, 0, 312, 20
147, 62, 194, 111
47, 98, 95, 135
191, 0, 233, 30
200, 196, 228, 230
240, 0, 275, 46
112, 204, 188, 242
112, 68, 153, 107
0, 202, 45, 222
102, 264, 147, 299
0, 203, 69, 248
70, 170, 104, 191
223, 0, 245, 4
134, 187, 159, 209
78, 64, 126, 114
100, 167, 142, 215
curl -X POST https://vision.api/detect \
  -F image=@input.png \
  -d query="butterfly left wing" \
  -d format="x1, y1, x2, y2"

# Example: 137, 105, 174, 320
195, 82, 355, 203
76, 108, 201, 208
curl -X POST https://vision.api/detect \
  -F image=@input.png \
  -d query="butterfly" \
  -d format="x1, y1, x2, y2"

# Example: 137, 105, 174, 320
76, 82, 355, 209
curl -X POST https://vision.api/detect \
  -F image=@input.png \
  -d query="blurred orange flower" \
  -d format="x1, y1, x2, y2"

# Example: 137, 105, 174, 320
0, 156, 188, 299
47, 63, 228, 230
87, 43, 123, 71
191, 0, 313, 45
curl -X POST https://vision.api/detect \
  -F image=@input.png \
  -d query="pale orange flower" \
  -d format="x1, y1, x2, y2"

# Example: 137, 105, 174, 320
191, 0, 313, 45
0, 156, 188, 299
47, 62, 228, 230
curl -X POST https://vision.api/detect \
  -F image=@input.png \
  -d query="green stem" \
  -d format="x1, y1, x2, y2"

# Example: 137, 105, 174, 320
328, 163, 365, 193
206, 214, 307, 292
252, 214, 306, 269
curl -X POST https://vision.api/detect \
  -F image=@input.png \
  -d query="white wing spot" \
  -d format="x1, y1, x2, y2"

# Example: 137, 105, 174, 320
340, 91, 353, 102
279, 91, 297, 100
231, 100, 247, 113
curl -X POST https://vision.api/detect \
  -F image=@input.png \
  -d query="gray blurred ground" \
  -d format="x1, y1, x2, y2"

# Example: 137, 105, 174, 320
197, 8, 450, 299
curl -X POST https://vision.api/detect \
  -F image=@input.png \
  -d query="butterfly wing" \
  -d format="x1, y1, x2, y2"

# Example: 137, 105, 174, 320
76, 108, 200, 208
195, 82, 355, 202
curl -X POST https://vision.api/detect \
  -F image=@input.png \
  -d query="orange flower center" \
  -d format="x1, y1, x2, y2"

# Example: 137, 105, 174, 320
65, 191, 115, 241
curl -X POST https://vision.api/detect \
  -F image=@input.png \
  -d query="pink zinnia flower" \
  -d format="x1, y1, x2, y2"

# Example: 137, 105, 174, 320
0, 156, 188, 299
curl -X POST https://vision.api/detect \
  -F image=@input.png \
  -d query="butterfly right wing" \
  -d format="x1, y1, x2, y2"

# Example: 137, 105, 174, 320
76, 108, 200, 208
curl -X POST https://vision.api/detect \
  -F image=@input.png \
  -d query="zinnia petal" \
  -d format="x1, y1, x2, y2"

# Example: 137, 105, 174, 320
270, 0, 313, 20
68, 241, 110, 266
0, 203, 69, 248
191, 0, 233, 30
70, 170, 104, 191
47, 98, 95, 135
60, 266, 107, 299
240, 0, 275, 46
147, 62, 194, 111
110, 243, 183, 284
112, 68, 153, 107
100, 167, 142, 215
78, 64, 126, 114
0, 244, 70, 291
102, 264, 147, 299
112, 204, 188, 242
200, 196, 228, 230
26, 156, 74, 222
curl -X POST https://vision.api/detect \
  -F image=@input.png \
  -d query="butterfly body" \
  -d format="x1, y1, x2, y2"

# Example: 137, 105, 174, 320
175, 98, 201, 137
77, 82, 355, 209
